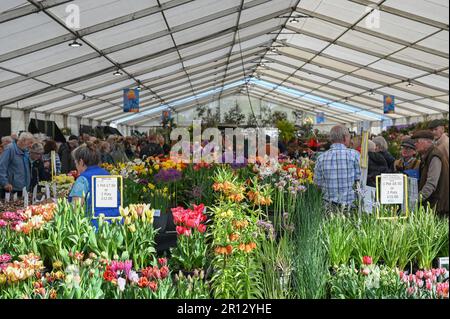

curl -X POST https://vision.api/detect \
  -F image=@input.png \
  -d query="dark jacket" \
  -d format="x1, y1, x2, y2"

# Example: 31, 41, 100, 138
419, 146, 449, 216
367, 152, 389, 187
380, 150, 395, 171
30, 159, 50, 189
140, 143, 163, 159
59, 143, 76, 174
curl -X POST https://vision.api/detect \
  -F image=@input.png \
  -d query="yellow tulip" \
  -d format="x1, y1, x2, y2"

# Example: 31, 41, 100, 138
128, 224, 136, 233
120, 207, 130, 217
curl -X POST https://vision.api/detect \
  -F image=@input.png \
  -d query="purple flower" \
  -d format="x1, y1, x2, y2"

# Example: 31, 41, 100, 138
138, 179, 149, 185
154, 169, 182, 183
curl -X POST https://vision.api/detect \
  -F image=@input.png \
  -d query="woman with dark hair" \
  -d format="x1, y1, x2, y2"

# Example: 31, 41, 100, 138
42, 139, 62, 175
68, 142, 120, 227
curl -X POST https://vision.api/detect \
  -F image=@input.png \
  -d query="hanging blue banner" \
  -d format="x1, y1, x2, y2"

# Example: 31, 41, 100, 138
123, 88, 139, 113
383, 95, 395, 114
316, 112, 325, 124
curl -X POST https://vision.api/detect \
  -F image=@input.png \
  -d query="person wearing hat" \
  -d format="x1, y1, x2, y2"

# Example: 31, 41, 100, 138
428, 119, 448, 161
29, 142, 51, 189
412, 130, 449, 216
394, 138, 421, 178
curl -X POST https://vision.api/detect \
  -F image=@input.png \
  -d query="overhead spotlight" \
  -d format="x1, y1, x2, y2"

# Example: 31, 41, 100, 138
290, 17, 299, 24
406, 80, 413, 88
69, 39, 83, 47
113, 70, 123, 76
270, 47, 278, 53
369, 90, 375, 96
137, 86, 142, 91
259, 62, 266, 67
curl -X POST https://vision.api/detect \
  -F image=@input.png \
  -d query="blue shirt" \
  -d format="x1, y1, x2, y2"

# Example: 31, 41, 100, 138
69, 166, 120, 228
314, 144, 361, 206
0, 142, 31, 191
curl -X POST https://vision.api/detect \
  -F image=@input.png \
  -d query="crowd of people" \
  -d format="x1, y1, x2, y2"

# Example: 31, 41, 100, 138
0, 132, 171, 198
314, 120, 449, 216
0, 118, 448, 217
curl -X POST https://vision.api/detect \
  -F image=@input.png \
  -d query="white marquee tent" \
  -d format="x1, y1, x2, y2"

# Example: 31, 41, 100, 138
0, 0, 448, 134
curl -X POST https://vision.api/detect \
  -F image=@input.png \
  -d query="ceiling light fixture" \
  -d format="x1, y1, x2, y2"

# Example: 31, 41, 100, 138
290, 17, 299, 24
69, 39, 83, 47
113, 70, 123, 76
406, 80, 413, 88
369, 90, 375, 96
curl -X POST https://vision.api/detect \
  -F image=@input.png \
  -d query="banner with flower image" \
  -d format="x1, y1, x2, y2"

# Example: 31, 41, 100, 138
123, 89, 140, 113
383, 95, 395, 114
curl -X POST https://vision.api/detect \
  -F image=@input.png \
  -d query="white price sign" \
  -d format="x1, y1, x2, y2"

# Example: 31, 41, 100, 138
95, 177, 118, 208
380, 174, 404, 205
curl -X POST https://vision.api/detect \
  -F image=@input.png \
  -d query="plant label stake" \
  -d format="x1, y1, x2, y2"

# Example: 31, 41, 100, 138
23, 187, 28, 208
5, 192, 10, 202
13, 193, 17, 201
52, 183, 57, 202
32, 185, 38, 204
154, 209, 161, 217
45, 184, 51, 200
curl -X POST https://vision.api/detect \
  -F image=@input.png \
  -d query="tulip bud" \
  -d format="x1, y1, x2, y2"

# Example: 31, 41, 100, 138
200, 271, 205, 280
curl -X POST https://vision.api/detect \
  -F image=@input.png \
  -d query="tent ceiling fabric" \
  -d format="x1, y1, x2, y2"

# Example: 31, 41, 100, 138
0, 0, 448, 126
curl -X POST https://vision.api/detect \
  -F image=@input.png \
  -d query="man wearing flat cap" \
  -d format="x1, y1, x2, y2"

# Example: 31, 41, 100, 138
394, 138, 420, 178
412, 130, 449, 216
428, 119, 448, 162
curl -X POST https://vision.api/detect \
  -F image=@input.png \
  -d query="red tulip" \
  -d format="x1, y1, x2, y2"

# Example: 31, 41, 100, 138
148, 281, 158, 292
158, 258, 167, 266
197, 224, 207, 233
160, 266, 169, 279
176, 226, 186, 236
362, 256, 372, 266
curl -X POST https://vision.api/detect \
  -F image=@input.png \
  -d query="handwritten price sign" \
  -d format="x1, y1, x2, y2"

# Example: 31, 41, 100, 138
95, 177, 118, 208
380, 174, 404, 205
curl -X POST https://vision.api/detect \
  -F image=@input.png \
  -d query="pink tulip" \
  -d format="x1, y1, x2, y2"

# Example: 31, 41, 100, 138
361, 268, 371, 276
426, 279, 433, 291
417, 279, 424, 288
416, 271, 424, 279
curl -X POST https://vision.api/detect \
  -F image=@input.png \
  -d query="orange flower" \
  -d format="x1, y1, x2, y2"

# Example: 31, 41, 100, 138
138, 277, 149, 288
225, 245, 233, 255
229, 233, 240, 242
238, 243, 246, 251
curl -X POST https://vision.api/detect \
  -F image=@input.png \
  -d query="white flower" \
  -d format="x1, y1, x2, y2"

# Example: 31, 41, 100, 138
118, 277, 126, 292
129, 271, 139, 284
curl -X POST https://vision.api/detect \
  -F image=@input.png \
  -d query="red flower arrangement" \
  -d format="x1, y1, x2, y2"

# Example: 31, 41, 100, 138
172, 203, 207, 237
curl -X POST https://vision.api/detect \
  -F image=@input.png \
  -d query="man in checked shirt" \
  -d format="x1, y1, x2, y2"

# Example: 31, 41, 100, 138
314, 125, 361, 211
